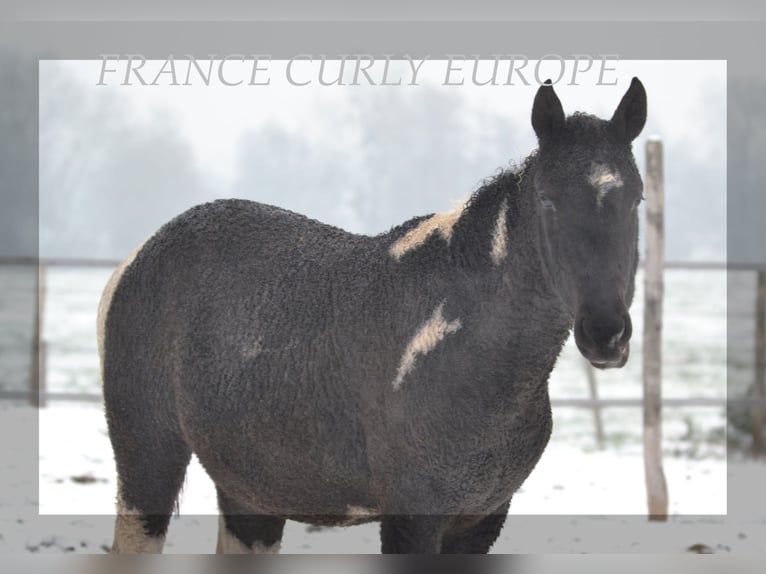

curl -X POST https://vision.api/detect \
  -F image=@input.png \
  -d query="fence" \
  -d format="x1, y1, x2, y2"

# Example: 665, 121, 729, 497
2, 257, 764, 411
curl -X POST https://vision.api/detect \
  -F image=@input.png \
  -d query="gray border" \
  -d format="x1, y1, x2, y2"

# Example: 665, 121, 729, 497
2, 1, 766, 22
0, 21, 761, 62
1, 19, 764, 555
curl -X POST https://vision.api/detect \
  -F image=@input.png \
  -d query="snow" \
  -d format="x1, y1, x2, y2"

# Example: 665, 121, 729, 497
36, 401, 729, 517
0, 401, 755, 554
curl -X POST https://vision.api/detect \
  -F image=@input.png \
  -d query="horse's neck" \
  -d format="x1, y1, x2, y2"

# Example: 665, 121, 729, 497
443, 166, 571, 380
451, 165, 539, 271
447, 162, 563, 309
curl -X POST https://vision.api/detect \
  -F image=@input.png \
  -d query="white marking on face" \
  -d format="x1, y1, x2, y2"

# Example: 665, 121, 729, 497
588, 164, 623, 208
216, 515, 281, 554
97, 238, 150, 379
393, 302, 462, 390
490, 199, 509, 265
389, 201, 466, 260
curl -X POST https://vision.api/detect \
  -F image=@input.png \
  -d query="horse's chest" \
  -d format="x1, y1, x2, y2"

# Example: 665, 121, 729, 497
473, 397, 553, 506
371, 372, 553, 515
437, 405, 554, 515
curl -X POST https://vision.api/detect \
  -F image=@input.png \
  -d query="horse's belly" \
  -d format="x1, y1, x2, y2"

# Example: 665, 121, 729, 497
177, 385, 377, 517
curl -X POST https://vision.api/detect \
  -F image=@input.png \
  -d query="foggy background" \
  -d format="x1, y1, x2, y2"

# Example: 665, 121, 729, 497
38, 59, 726, 262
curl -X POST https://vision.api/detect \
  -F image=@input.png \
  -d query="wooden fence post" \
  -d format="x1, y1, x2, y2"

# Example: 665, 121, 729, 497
582, 359, 605, 448
643, 138, 668, 520
752, 270, 766, 454
31, 263, 47, 408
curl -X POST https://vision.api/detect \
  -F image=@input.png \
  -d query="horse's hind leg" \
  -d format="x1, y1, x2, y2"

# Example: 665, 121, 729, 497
215, 488, 285, 554
439, 500, 511, 554
108, 419, 191, 553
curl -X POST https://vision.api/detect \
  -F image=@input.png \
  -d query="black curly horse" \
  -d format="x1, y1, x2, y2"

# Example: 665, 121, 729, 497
99, 78, 647, 553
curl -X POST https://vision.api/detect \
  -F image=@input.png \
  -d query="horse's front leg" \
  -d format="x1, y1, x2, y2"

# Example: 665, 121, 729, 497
379, 514, 451, 554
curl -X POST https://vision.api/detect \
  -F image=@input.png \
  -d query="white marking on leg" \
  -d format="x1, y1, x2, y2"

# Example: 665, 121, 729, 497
346, 505, 380, 518
97, 238, 150, 378
111, 487, 165, 554
338, 505, 381, 526
393, 302, 462, 390
216, 515, 281, 554
588, 163, 623, 208
252, 540, 281, 554
390, 201, 466, 260
490, 199, 509, 265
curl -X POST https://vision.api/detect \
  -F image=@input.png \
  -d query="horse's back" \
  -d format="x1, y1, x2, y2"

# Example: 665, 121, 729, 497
144, 198, 364, 269
104, 198, 371, 323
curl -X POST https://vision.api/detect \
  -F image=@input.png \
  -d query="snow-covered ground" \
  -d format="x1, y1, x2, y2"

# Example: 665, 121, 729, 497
37, 401, 729, 517
0, 400, 757, 554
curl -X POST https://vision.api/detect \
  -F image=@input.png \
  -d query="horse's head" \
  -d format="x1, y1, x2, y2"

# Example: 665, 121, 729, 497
530, 77, 647, 369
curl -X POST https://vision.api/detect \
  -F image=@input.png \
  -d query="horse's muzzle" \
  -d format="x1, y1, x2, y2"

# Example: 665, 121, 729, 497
586, 342, 630, 370
574, 309, 632, 369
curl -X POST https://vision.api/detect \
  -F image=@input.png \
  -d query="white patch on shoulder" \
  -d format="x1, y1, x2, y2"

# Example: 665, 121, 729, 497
389, 201, 466, 260
491, 199, 509, 265
392, 302, 462, 390
588, 163, 623, 207
216, 515, 281, 554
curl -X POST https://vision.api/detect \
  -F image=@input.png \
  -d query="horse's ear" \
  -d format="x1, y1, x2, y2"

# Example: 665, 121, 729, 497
610, 77, 647, 142
532, 80, 565, 144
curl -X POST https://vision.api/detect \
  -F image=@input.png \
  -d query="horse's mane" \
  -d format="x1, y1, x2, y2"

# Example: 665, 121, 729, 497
463, 150, 537, 215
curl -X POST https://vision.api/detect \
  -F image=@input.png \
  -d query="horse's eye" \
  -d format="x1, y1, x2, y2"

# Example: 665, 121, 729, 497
539, 194, 555, 210
632, 194, 645, 210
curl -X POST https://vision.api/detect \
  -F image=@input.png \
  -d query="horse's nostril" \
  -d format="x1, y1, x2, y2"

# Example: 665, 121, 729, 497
580, 312, 627, 350
620, 314, 632, 342
607, 326, 625, 349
